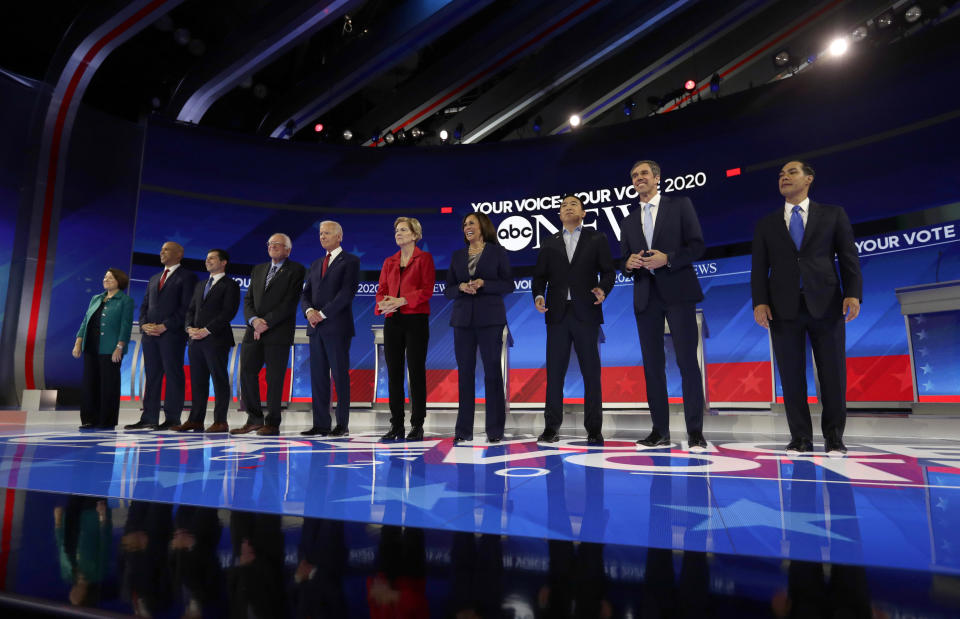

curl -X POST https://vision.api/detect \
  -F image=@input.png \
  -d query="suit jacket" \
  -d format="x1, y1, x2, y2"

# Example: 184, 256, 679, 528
444, 244, 512, 327
532, 227, 615, 325
243, 260, 307, 346
186, 275, 241, 349
77, 290, 134, 355
139, 265, 197, 334
751, 200, 862, 320
619, 194, 704, 312
375, 246, 436, 315
300, 249, 360, 338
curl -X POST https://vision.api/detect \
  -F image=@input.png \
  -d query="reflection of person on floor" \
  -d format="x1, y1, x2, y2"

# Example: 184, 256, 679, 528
538, 540, 611, 619
54, 496, 111, 606
229, 511, 288, 618
447, 531, 504, 618
367, 525, 429, 618
771, 560, 873, 618
169, 505, 223, 618
294, 517, 348, 617
120, 501, 173, 616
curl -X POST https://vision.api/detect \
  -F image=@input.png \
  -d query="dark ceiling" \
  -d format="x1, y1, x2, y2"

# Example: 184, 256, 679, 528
2, 0, 956, 147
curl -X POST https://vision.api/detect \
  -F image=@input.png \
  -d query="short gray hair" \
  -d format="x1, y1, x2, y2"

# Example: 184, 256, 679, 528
270, 233, 293, 250
319, 220, 343, 238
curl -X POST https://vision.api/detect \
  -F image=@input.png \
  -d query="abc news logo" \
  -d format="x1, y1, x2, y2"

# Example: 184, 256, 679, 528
497, 216, 534, 251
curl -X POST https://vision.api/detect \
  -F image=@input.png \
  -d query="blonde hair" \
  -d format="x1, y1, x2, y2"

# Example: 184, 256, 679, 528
394, 217, 423, 241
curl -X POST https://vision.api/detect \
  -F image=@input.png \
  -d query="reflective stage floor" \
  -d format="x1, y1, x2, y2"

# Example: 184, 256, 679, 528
1, 410, 960, 616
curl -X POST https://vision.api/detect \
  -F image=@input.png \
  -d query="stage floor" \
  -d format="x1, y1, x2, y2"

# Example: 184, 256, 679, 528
2, 410, 960, 579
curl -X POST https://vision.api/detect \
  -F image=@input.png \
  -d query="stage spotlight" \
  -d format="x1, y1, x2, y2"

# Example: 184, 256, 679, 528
532, 116, 542, 135
371, 129, 380, 143
851, 25, 869, 42
904, 5, 922, 22
396, 129, 408, 143
623, 98, 636, 117
773, 50, 791, 67
569, 114, 581, 128
454, 123, 464, 141
384, 132, 395, 145
828, 37, 849, 57
342, 129, 353, 141
877, 12, 895, 28
314, 123, 324, 133
710, 73, 721, 93
410, 127, 424, 139
439, 129, 449, 141
683, 79, 697, 92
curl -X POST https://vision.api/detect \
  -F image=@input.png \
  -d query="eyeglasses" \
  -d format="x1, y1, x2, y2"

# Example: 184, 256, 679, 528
266, 242, 287, 248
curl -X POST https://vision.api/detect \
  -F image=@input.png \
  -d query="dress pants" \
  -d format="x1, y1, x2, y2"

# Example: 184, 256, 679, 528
453, 325, 505, 440
770, 295, 847, 441
187, 340, 232, 425
383, 313, 429, 428
140, 331, 187, 425
544, 303, 602, 434
634, 281, 703, 437
239, 339, 289, 427
308, 332, 351, 431
81, 352, 121, 427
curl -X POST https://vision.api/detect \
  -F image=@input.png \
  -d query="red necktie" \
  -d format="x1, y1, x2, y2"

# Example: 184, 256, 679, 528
321, 253, 331, 277
158, 269, 170, 290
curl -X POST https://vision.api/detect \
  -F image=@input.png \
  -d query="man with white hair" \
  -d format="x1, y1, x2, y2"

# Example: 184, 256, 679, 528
231, 233, 306, 436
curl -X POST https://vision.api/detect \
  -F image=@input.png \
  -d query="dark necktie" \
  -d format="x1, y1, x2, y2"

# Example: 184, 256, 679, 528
203, 277, 214, 299
789, 205, 804, 249
321, 253, 331, 277
158, 269, 170, 290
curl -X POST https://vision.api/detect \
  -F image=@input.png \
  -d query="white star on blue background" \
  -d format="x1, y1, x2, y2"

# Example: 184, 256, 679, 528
921, 363, 933, 375
334, 482, 491, 510
658, 498, 858, 541
915, 329, 928, 341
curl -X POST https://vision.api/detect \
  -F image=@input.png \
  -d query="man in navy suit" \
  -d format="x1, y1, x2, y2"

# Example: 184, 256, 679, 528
532, 194, 615, 445
231, 233, 306, 436
174, 249, 240, 433
300, 221, 360, 437
126, 241, 197, 430
752, 161, 862, 455
621, 160, 707, 450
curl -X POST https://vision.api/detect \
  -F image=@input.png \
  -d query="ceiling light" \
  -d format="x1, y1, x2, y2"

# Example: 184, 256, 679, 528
773, 50, 791, 67
342, 129, 353, 141
904, 5, 922, 23
384, 132, 395, 145
569, 114, 581, 128
851, 25, 869, 42
877, 12, 894, 28
439, 129, 449, 141
683, 79, 697, 92
828, 37, 849, 57
314, 123, 323, 133
410, 127, 424, 139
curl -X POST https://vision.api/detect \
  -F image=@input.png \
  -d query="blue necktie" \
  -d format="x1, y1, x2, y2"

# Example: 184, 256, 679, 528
203, 277, 214, 299
265, 264, 279, 289
643, 203, 654, 249
789, 205, 804, 249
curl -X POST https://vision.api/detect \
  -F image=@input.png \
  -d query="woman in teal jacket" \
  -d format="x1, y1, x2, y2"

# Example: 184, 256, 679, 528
73, 268, 134, 430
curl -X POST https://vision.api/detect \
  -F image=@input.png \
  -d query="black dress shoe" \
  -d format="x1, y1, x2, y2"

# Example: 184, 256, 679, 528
637, 430, 671, 447
157, 420, 180, 431
824, 437, 848, 455
687, 432, 708, 451
406, 426, 424, 441
300, 427, 330, 436
453, 436, 471, 444
123, 421, 159, 431
586, 433, 604, 446
487, 436, 502, 444
78, 423, 95, 430
381, 426, 404, 441
537, 429, 559, 443
329, 425, 349, 437
785, 438, 814, 454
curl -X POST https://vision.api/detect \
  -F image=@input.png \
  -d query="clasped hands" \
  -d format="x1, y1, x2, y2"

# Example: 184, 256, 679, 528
250, 317, 269, 340
458, 278, 485, 295
626, 249, 668, 272
377, 295, 406, 315
186, 326, 211, 340
141, 322, 167, 336
305, 309, 324, 327
534, 287, 606, 313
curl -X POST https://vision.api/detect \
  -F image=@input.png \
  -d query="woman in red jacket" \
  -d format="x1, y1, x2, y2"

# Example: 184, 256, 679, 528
375, 217, 436, 441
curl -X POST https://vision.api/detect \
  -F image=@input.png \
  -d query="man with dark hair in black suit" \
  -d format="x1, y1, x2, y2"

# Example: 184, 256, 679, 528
231, 233, 306, 436
752, 160, 862, 455
300, 220, 360, 437
532, 193, 615, 445
621, 160, 707, 450
126, 241, 197, 431
174, 249, 240, 433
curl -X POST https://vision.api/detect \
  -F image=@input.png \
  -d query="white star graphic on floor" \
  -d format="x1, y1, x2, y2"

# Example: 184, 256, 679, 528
334, 482, 492, 510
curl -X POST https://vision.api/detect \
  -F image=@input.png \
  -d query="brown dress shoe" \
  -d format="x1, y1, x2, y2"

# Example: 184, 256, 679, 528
256, 425, 280, 436
230, 423, 264, 435
205, 422, 229, 433
173, 421, 204, 433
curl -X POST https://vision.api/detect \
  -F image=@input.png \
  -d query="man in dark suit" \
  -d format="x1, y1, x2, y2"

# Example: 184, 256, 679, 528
125, 241, 197, 430
231, 233, 306, 436
621, 160, 707, 450
532, 193, 615, 445
174, 249, 240, 433
752, 161, 862, 455
300, 221, 360, 437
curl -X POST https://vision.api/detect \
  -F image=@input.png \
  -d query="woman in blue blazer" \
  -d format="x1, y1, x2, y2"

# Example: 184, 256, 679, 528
445, 213, 513, 442
72, 268, 134, 430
